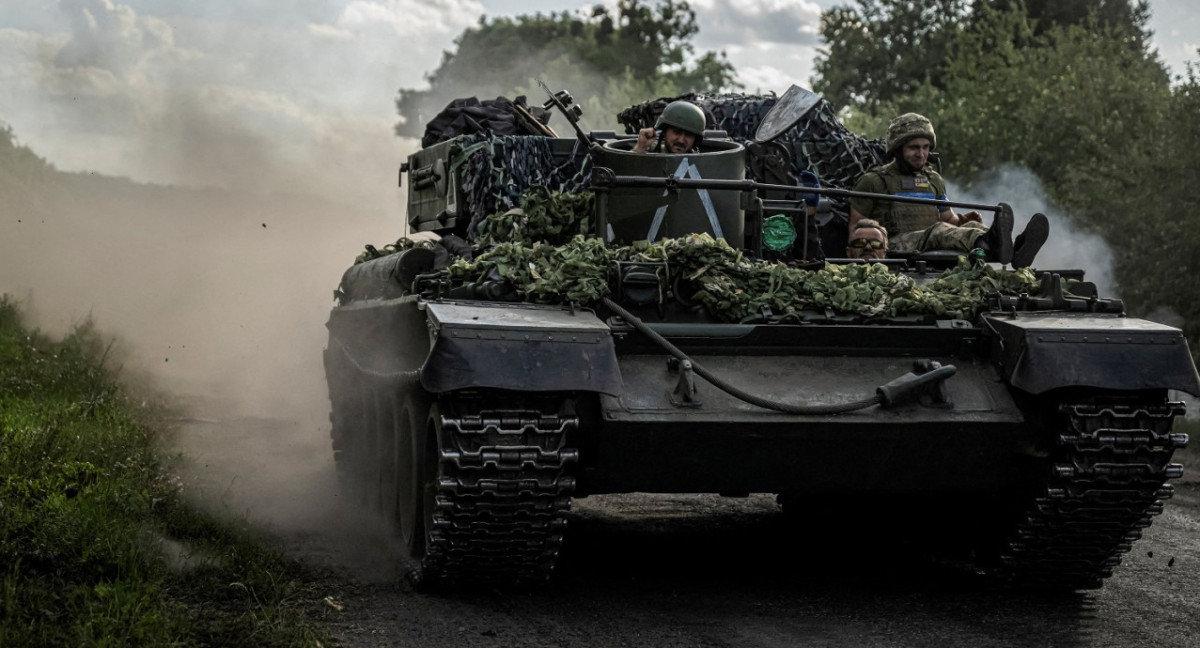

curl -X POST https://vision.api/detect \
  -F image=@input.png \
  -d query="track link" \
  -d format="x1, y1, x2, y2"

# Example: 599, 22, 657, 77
997, 400, 1188, 589
423, 392, 579, 584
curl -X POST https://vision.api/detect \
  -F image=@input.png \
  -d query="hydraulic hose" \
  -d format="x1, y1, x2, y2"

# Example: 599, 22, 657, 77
602, 297, 881, 414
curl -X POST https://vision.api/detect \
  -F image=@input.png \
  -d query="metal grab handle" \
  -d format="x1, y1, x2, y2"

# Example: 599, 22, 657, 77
593, 170, 1003, 213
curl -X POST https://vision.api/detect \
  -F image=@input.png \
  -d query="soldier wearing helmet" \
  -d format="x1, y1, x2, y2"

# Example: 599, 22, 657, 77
633, 100, 706, 154
849, 112, 1049, 267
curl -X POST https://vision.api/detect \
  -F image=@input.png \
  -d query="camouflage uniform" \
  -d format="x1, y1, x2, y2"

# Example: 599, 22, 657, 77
851, 162, 983, 253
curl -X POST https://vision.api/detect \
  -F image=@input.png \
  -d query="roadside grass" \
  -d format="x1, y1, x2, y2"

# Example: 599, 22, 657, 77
0, 296, 328, 647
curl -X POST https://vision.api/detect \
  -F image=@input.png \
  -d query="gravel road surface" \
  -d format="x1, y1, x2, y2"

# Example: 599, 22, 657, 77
172, 415, 1200, 648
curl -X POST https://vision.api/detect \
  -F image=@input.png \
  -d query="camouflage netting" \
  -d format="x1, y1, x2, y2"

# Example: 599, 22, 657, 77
446, 232, 1040, 322
364, 97, 1038, 321
354, 185, 594, 266
420, 95, 552, 148
416, 95, 880, 250
617, 92, 886, 193
452, 133, 592, 239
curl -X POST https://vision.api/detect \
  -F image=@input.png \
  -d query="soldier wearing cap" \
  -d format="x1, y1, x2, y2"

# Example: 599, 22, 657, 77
633, 101, 706, 154
849, 112, 1048, 268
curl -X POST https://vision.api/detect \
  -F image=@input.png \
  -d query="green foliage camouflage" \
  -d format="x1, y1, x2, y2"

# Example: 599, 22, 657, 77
352, 186, 595, 264
450, 236, 614, 304
363, 183, 1038, 320
893, 257, 1041, 319
446, 233, 1038, 322
475, 187, 596, 247
354, 235, 436, 265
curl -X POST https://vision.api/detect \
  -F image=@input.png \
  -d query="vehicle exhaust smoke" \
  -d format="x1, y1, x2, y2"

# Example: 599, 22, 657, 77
948, 165, 1116, 296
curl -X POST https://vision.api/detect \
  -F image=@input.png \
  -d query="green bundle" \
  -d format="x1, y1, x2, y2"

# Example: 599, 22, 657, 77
448, 235, 613, 303
474, 187, 595, 247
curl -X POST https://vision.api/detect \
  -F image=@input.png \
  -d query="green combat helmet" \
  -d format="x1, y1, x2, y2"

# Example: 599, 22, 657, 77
886, 112, 936, 154
655, 100, 707, 145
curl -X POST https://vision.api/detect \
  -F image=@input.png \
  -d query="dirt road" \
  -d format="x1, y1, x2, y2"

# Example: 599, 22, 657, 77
172, 416, 1200, 648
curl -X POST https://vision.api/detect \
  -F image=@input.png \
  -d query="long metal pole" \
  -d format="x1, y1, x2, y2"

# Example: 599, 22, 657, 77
598, 174, 1003, 213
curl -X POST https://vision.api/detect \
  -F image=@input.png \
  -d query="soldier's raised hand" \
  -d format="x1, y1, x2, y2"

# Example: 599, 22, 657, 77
633, 127, 657, 153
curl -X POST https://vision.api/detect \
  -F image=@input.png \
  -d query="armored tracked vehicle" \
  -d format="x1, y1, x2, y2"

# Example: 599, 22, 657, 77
324, 87, 1200, 589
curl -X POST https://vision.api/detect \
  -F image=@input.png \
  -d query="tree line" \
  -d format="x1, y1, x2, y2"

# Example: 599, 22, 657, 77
812, 0, 1199, 360
394, 0, 735, 139
393, 0, 1199, 360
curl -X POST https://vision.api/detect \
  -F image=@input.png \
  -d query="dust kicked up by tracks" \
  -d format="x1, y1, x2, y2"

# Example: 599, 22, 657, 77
168, 406, 408, 585
169, 405, 1200, 648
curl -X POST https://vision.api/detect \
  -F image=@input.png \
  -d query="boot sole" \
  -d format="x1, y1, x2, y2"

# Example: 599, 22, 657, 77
1012, 213, 1050, 268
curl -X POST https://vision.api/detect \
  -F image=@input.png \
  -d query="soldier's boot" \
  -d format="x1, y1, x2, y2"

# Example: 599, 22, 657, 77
1011, 213, 1050, 269
973, 203, 1014, 265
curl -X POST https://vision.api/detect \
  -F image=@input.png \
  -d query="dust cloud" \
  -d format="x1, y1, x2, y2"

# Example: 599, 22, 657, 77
0, 103, 1123, 580
0, 138, 415, 573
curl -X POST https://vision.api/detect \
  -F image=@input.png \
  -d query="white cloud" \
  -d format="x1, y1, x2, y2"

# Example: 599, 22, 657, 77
3, 0, 1196, 208
1146, 0, 1200, 81
0, 0, 492, 205
690, 0, 822, 48
717, 41, 821, 93
682, 0, 824, 93
54, 0, 179, 74
572, 0, 823, 91
1167, 41, 1198, 76
307, 23, 354, 41
0, 0, 829, 199
736, 64, 794, 95
337, 0, 484, 39
0, 27, 66, 91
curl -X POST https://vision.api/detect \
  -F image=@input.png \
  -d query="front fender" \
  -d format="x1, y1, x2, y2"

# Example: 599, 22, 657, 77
984, 313, 1200, 396
420, 301, 621, 395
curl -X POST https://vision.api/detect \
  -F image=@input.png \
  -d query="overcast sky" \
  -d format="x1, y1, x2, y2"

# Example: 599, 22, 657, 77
1, 0, 1196, 207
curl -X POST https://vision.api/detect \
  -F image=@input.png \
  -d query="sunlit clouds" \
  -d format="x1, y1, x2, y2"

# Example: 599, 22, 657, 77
0, 0, 1194, 202
0, 0, 481, 204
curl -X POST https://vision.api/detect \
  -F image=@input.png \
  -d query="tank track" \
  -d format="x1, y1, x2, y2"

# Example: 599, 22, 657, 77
997, 399, 1188, 589
423, 392, 579, 584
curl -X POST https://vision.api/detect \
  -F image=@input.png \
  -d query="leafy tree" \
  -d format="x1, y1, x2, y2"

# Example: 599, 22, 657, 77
815, 1, 1199, 360
813, 0, 970, 114
924, 9, 1192, 353
1, 124, 55, 180
395, 0, 736, 138
985, 0, 1152, 49
1, 124, 61, 217
925, 5, 1169, 196
1118, 64, 1200, 353
813, 0, 1157, 114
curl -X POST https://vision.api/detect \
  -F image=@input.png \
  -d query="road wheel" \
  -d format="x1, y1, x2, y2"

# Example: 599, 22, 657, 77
376, 391, 400, 524
395, 393, 435, 565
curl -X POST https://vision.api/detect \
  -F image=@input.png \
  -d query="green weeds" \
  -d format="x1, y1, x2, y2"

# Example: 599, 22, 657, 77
0, 295, 326, 647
